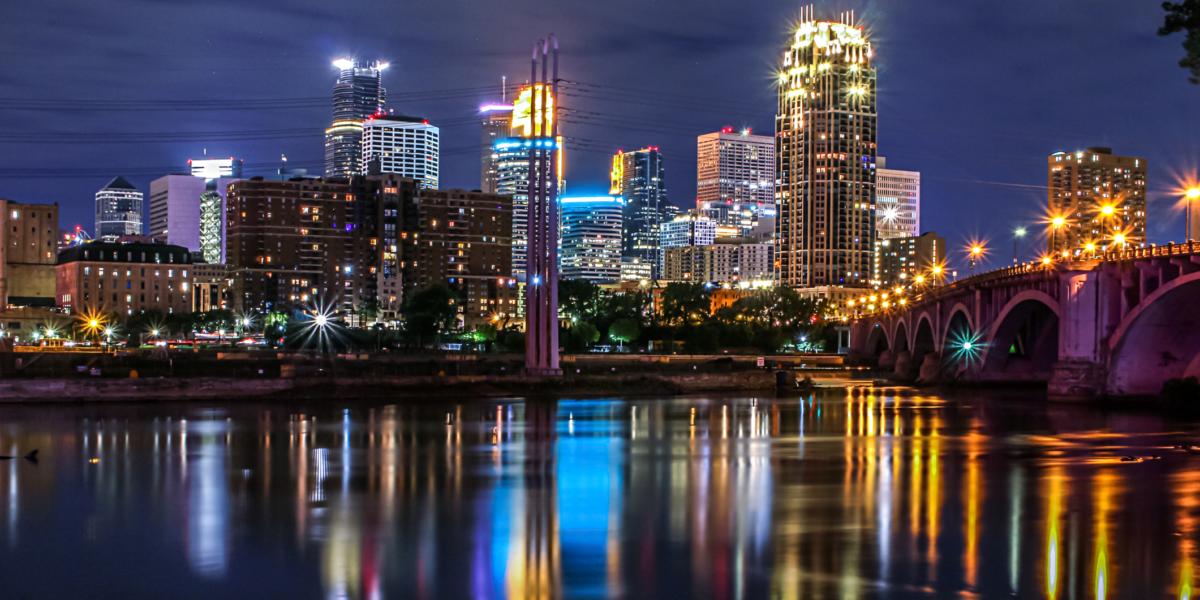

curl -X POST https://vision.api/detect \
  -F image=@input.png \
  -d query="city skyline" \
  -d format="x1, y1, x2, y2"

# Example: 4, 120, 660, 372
0, 1, 1197, 272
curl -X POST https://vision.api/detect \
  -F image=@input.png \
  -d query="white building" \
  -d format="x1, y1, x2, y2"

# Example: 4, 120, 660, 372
660, 212, 717, 251
663, 239, 772, 284
875, 158, 920, 240
149, 173, 239, 264
560, 196, 623, 284
188, 157, 243, 179
696, 128, 775, 238
362, 114, 440, 189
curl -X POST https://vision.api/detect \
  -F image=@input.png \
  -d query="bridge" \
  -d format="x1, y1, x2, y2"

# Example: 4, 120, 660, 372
848, 242, 1200, 397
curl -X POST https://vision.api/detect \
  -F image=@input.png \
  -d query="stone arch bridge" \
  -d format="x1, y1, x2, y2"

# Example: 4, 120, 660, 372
849, 243, 1200, 397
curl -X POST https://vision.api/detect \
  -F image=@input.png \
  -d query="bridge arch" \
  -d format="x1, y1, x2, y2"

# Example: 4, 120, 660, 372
911, 312, 937, 370
864, 321, 891, 358
1107, 271, 1200, 395
892, 319, 910, 353
940, 303, 975, 355
980, 290, 1061, 379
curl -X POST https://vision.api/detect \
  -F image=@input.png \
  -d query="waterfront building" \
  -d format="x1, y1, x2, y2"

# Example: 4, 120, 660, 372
611, 147, 668, 278
0, 200, 58, 307
362, 113, 440, 189
325, 59, 388, 178
875, 157, 920, 240
560, 196, 623, 284
876, 232, 945, 287
1047, 147, 1147, 252
150, 159, 241, 263
191, 262, 231, 313
95, 176, 143, 239
56, 241, 192, 315
225, 178, 358, 313
479, 104, 512, 194
619, 256, 654, 283
775, 10, 877, 288
696, 128, 775, 237
398, 187, 516, 328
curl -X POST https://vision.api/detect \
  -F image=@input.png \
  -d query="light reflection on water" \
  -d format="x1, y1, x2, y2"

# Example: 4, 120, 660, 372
0, 388, 1196, 598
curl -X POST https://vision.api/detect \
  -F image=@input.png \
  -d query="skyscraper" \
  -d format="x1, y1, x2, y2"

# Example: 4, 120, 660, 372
560, 196, 623, 284
324, 59, 387, 178
611, 147, 668, 278
150, 158, 241, 263
362, 114, 440, 188
493, 84, 559, 282
775, 10, 877, 289
660, 212, 717, 252
696, 128, 775, 237
479, 104, 512, 194
95, 176, 143, 239
1047, 147, 1147, 252
874, 158, 920, 240
877, 232, 945, 287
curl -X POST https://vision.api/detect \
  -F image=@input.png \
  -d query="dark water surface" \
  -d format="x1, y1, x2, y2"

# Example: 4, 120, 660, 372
0, 388, 1196, 598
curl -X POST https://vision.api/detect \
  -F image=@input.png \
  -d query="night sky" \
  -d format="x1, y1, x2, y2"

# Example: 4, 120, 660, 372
1, 0, 1197, 269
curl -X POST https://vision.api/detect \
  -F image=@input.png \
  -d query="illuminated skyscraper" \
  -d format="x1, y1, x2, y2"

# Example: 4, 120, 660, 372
150, 158, 242, 263
560, 196, 623, 284
95, 176, 143, 239
775, 9, 877, 289
1047, 147, 1146, 252
362, 114, 440, 189
324, 59, 388, 178
493, 84, 560, 282
611, 147, 668, 278
479, 104, 512, 193
696, 128, 775, 237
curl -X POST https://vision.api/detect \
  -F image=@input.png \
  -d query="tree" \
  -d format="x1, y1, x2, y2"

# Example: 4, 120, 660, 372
1161, 0, 1200, 84
608, 317, 640, 351
660, 282, 710, 327
563, 322, 600, 353
402, 284, 459, 347
559, 279, 601, 323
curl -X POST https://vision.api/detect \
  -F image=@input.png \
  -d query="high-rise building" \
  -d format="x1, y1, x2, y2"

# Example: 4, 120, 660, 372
0, 200, 58, 307
1047, 147, 1147, 252
479, 104, 512, 194
362, 114, 440, 188
150, 158, 241, 263
494, 84, 560, 282
660, 212, 717, 253
611, 147, 668, 278
876, 232, 945, 287
225, 178, 359, 312
775, 11, 877, 288
95, 176, 143, 239
875, 157, 920, 240
697, 128, 775, 237
324, 59, 388, 178
560, 196, 623, 284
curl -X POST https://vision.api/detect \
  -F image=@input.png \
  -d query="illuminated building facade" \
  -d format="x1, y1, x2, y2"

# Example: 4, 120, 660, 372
95, 176, 143, 239
324, 59, 387, 178
493, 84, 560, 282
876, 232, 944, 287
660, 212, 717, 254
225, 178, 358, 313
362, 114, 440, 189
696, 128, 775, 238
875, 158, 920, 240
0, 200, 58, 307
1047, 147, 1147, 252
612, 147, 668, 278
775, 10, 877, 288
479, 104, 512, 194
663, 239, 772, 284
560, 196, 623, 284
191, 262, 230, 313
150, 158, 242, 264
56, 241, 192, 315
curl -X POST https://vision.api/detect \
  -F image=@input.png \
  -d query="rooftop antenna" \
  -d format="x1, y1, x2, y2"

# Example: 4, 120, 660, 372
502, 75, 507, 103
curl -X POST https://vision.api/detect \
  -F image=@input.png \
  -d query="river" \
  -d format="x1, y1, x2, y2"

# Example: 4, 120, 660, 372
0, 387, 1194, 598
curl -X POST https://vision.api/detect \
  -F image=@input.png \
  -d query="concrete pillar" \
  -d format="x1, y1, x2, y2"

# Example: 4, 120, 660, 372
917, 352, 941, 385
893, 350, 912, 379
1049, 269, 1106, 398
878, 349, 895, 371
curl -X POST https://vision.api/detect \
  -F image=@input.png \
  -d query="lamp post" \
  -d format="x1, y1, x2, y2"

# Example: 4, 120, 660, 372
1049, 215, 1067, 253
1012, 227, 1027, 264
1186, 187, 1200, 242
968, 243, 985, 275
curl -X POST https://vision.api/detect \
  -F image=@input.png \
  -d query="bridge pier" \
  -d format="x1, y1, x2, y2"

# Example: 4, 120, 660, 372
917, 352, 942, 385
893, 350, 912, 379
1048, 360, 1106, 399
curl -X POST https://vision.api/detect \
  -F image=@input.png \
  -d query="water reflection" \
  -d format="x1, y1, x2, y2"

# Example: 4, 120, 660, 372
0, 389, 1196, 598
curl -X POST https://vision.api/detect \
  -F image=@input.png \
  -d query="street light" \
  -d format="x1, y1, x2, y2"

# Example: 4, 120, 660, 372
1012, 226, 1027, 263
967, 241, 986, 275
1186, 186, 1200, 241
1049, 214, 1067, 252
